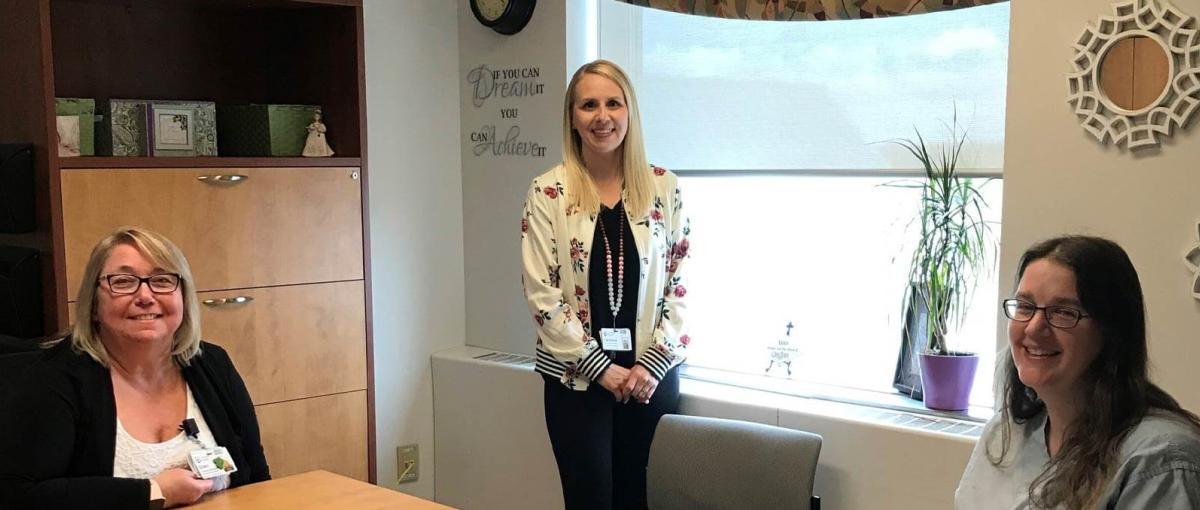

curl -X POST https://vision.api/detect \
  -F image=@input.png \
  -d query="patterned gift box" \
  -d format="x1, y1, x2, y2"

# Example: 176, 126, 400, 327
217, 104, 320, 157
96, 99, 150, 156
54, 98, 96, 156
149, 101, 218, 157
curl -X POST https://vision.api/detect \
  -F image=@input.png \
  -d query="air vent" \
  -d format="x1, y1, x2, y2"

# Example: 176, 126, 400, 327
868, 408, 983, 438
473, 351, 536, 368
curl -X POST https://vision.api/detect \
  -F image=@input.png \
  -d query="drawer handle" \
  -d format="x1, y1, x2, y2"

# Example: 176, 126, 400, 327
202, 296, 255, 307
197, 174, 248, 184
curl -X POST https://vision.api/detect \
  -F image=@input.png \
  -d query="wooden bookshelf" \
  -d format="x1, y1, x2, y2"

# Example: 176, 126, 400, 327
58, 156, 363, 169
0, 0, 375, 483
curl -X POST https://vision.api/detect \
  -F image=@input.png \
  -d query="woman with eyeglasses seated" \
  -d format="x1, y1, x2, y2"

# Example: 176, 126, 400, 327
0, 227, 269, 509
956, 235, 1200, 509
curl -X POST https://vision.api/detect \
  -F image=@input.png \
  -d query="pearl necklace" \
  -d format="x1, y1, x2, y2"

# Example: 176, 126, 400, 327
597, 204, 625, 322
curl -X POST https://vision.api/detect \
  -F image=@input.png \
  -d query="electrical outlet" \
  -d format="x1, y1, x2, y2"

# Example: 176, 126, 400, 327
396, 444, 419, 484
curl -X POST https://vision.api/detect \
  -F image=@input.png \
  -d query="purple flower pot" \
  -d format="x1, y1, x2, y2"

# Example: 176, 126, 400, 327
919, 352, 979, 411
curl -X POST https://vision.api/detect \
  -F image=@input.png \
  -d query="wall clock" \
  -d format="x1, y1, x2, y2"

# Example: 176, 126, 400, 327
470, 0, 536, 35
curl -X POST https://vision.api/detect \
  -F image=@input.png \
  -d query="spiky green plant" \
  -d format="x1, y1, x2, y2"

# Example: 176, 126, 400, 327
890, 117, 997, 354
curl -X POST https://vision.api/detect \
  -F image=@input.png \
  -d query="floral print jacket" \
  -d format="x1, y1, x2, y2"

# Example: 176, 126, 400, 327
521, 163, 692, 390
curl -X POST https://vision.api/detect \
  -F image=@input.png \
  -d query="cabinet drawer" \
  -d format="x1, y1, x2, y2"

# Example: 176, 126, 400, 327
64, 281, 368, 405
256, 390, 368, 481
200, 281, 367, 405
61, 167, 364, 294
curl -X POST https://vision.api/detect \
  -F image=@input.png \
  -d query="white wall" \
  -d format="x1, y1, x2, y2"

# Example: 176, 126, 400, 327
364, 0, 464, 498
1001, 0, 1200, 412
459, 0, 567, 356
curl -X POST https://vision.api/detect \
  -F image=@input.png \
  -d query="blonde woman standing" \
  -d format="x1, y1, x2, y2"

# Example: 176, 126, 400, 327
521, 60, 692, 510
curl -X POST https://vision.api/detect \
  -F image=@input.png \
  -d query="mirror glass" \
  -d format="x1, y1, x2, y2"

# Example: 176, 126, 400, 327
1098, 35, 1170, 112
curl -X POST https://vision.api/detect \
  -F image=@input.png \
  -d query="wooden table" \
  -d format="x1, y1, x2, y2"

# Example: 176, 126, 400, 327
188, 470, 456, 509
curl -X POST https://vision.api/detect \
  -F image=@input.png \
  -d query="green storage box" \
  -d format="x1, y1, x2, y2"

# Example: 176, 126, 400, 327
55, 98, 95, 156
96, 99, 150, 156
217, 104, 320, 157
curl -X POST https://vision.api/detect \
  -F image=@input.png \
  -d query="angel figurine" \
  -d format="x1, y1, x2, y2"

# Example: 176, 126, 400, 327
302, 110, 335, 157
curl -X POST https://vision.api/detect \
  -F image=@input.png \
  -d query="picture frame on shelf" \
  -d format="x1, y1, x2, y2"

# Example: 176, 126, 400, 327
97, 99, 150, 156
152, 106, 195, 153
150, 101, 218, 157
56, 116, 81, 157
54, 98, 95, 156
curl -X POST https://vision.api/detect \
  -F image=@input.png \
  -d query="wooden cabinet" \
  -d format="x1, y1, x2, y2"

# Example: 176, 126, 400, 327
68, 281, 368, 407
1, 0, 376, 484
257, 391, 369, 480
61, 167, 365, 293
199, 281, 368, 405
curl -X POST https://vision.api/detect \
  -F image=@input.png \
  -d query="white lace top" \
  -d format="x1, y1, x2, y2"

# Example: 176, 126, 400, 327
112, 384, 230, 492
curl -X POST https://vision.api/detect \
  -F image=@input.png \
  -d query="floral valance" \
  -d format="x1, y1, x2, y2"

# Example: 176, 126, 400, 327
613, 0, 1007, 21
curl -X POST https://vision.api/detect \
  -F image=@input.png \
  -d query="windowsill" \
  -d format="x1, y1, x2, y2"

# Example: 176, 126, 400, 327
453, 346, 993, 438
680, 364, 994, 424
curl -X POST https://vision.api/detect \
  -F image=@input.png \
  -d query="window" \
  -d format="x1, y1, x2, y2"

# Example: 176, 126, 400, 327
599, 2, 1010, 410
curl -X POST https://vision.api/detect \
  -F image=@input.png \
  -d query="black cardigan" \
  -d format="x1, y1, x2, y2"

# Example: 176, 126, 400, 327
0, 339, 270, 509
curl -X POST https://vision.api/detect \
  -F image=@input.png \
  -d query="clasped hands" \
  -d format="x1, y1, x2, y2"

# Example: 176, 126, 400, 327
598, 364, 657, 404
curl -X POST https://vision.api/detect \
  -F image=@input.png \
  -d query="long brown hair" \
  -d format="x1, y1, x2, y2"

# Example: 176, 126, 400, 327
988, 235, 1200, 508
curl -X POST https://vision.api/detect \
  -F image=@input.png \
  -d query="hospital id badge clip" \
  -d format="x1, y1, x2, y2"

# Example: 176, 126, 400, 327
600, 328, 632, 351
187, 447, 238, 480
180, 418, 238, 479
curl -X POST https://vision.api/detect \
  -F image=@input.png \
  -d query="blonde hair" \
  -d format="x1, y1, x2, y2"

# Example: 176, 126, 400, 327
562, 59, 653, 217
65, 226, 202, 367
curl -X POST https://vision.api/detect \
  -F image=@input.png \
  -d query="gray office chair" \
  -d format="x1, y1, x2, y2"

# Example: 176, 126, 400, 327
647, 414, 822, 510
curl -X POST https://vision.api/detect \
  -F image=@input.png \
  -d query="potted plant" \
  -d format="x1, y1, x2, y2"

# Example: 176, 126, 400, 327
890, 116, 997, 411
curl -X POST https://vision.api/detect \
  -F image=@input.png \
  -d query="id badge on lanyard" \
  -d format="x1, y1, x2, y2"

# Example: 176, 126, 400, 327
180, 418, 239, 479
597, 207, 632, 353
600, 327, 632, 351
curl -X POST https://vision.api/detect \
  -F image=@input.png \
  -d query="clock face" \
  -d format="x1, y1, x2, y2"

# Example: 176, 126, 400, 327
472, 0, 534, 35
474, 0, 509, 22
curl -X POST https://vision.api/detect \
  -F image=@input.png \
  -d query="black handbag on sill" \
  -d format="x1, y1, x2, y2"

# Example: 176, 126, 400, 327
0, 144, 36, 234
0, 245, 42, 339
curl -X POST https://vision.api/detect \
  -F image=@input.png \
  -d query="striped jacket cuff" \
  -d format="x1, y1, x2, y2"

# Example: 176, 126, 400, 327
638, 347, 673, 381
580, 347, 612, 382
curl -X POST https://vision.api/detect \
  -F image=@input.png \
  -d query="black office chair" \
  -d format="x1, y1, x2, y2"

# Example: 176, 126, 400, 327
0, 334, 44, 392
0, 333, 40, 355
647, 414, 823, 510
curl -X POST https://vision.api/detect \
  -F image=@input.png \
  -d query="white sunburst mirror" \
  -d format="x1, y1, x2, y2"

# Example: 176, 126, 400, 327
1067, 0, 1200, 150
1185, 220, 1200, 300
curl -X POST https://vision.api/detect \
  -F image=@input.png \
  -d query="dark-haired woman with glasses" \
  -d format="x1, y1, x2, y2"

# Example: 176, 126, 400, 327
956, 235, 1200, 509
0, 226, 269, 509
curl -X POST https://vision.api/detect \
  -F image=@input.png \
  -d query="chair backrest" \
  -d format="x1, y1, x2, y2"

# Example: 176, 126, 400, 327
647, 414, 822, 510
0, 333, 40, 356
0, 334, 44, 391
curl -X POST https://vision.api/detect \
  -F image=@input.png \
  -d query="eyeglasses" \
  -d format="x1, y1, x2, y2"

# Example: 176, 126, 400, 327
1002, 298, 1089, 329
99, 273, 182, 295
